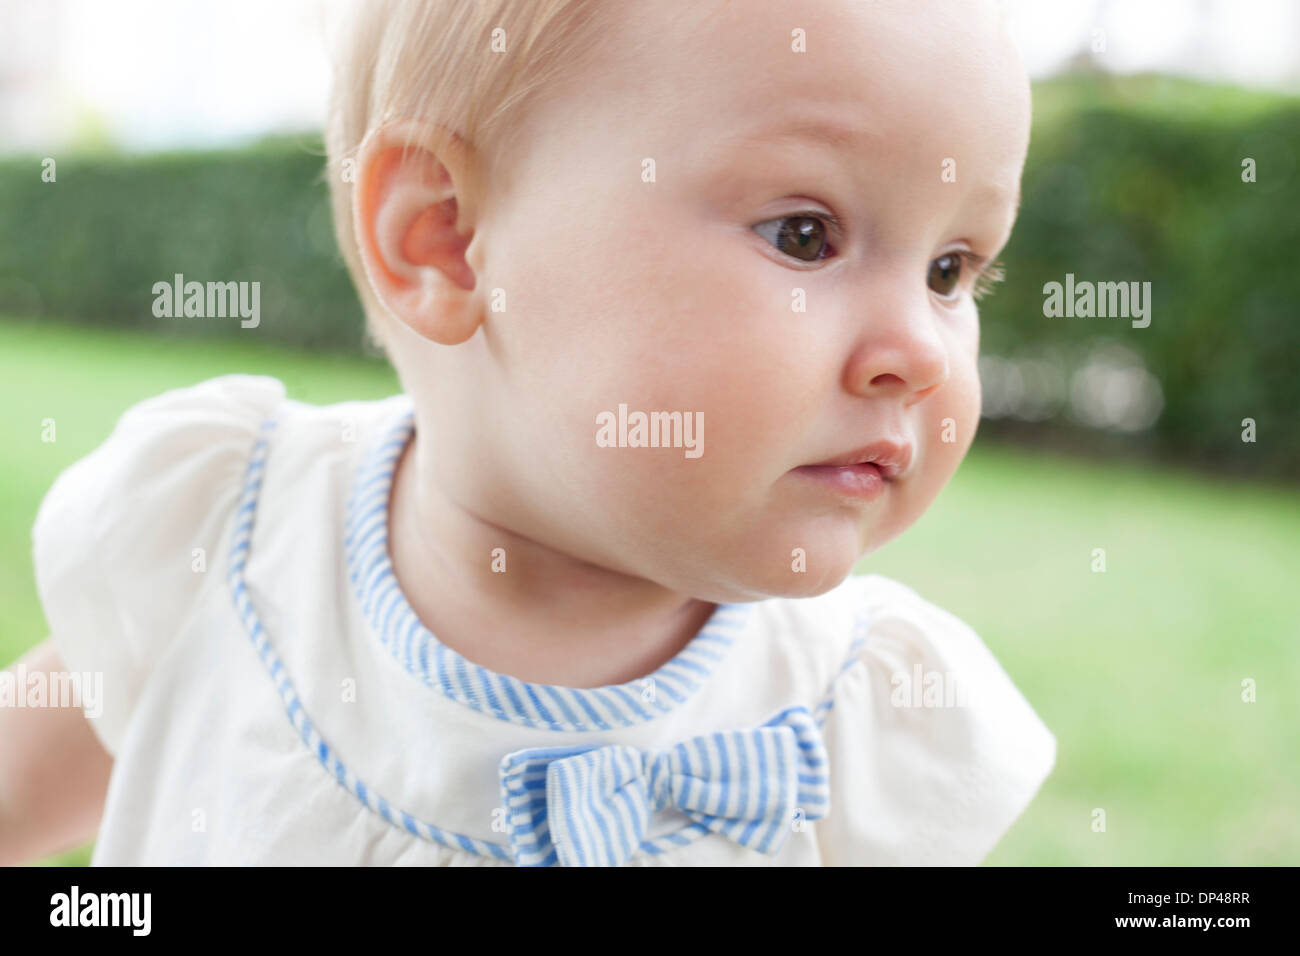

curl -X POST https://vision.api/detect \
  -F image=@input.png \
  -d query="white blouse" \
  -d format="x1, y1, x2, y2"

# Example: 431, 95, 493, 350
31, 374, 1056, 866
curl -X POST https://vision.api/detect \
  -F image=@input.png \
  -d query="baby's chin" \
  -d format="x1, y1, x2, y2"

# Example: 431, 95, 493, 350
753, 560, 861, 600
683, 560, 859, 605
667, 523, 870, 603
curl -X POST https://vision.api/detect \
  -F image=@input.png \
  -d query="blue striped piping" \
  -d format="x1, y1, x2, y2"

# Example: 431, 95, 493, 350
343, 399, 755, 732
811, 603, 872, 728
227, 410, 867, 863
225, 412, 770, 862
228, 416, 513, 861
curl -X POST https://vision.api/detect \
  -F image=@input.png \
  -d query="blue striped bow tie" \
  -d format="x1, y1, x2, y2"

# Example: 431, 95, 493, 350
498, 705, 830, 867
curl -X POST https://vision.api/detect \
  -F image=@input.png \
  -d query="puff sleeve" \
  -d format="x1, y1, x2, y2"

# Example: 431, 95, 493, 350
29, 374, 286, 757
816, 574, 1057, 865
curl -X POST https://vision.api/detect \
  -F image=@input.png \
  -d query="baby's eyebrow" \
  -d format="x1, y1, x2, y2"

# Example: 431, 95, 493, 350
724, 116, 878, 154
718, 117, 1024, 222
970, 179, 1021, 219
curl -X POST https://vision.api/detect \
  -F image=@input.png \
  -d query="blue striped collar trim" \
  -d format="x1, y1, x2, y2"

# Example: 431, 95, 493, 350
227, 413, 732, 862
228, 416, 511, 861
344, 398, 754, 732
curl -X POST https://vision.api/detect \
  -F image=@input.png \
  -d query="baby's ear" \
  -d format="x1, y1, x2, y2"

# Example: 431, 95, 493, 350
352, 120, 483, 345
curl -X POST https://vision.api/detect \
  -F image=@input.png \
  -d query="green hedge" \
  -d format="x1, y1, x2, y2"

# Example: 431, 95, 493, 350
982, 73, 1300, 478
0, 73, 1296, 475
0, 136, 366, 352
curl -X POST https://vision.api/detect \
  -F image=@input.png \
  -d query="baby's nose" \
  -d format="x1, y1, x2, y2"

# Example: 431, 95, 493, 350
841, 309, 951, 401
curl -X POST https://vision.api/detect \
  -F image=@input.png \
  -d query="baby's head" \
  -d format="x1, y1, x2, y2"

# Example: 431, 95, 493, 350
326, 0, 1029, 602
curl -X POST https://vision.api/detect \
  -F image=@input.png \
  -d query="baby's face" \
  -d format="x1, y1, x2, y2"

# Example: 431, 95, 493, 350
436, 0, 1029, 601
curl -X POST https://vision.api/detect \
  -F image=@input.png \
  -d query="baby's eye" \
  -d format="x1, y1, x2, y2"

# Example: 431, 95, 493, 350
927, 252, 963, 298
753, 214, 833, 262
928, 251, 1006, 301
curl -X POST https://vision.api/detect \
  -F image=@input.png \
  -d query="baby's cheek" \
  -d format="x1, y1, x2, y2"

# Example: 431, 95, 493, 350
948, 356, 983, 455
920, 363, 981, 490
582, 368, 794, 545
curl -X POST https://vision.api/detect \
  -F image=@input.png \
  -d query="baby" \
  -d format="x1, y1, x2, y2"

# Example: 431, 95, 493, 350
3, 0, 1054, 866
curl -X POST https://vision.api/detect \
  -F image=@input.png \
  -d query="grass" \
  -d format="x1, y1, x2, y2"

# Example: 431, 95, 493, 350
874, 432, 1300, 865
3, 318, 1297, 866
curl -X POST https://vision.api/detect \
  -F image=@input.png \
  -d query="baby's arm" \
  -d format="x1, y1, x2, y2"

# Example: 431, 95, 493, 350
0, 640, 114, 866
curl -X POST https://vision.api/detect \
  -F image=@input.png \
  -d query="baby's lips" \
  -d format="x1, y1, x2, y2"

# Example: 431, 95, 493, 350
803, 439, 913, 480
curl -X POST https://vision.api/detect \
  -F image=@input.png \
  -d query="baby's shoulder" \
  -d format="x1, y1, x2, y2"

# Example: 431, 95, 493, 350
259, 382, 411, 472
33, 373, 408, 539
747, 572, 967, 702
31, 375, 283, 752
761, 571, 1054, 748
29, 374, 409, 753
766, 573, 1057, 864
33, 374, 289, 561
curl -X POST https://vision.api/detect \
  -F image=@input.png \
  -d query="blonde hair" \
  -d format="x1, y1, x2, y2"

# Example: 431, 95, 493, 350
325, 0, 612, 356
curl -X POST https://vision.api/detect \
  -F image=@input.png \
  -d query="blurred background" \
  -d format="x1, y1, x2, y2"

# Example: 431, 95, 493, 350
1, 0, 1297, 866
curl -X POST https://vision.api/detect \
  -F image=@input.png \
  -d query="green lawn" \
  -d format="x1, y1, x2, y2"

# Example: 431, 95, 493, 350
3, 318, 1297, 866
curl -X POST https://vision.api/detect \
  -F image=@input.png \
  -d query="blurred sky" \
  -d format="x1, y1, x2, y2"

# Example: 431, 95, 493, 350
0, 0, 1297, 154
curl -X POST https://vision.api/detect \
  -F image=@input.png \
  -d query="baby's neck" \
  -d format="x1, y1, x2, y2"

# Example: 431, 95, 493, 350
387, 434, 717, 687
